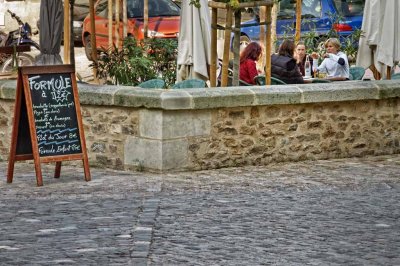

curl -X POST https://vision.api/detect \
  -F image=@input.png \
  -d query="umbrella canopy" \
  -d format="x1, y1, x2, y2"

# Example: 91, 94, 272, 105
356, 0, 400, 78
35, 0, 64, 65
176, 0, 211, 82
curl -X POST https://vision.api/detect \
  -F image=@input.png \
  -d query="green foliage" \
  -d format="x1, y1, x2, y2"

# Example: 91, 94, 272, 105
145, 38, 178, 88
93, 37, 177, 87
282, 11, 362, 63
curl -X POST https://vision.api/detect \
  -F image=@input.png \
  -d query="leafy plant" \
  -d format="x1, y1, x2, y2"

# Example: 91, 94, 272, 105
93, 37, 178, 87
145, 38, 178, 87
281, 11, 362, 64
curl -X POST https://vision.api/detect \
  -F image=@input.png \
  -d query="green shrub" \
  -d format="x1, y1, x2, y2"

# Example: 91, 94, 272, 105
93, 37, 177, 87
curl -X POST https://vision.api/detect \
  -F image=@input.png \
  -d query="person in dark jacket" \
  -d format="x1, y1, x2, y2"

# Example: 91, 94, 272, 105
271, 39, 304, 84
239, 42, 262, 85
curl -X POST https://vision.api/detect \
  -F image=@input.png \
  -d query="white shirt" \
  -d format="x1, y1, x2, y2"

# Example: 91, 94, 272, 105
317, 51, 349, 78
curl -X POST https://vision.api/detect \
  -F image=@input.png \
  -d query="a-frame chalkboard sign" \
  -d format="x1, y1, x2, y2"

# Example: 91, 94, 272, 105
7, 65, 91, 186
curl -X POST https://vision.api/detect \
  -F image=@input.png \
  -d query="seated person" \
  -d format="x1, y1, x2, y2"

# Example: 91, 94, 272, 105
239, 42, 262, 85
271, 39, 304, 84
311, 38, 349, 80
295, 41, 315, 77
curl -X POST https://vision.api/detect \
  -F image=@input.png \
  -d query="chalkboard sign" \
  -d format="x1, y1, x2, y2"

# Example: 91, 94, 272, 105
28, 72, 82, 157
7, 65, 91, 186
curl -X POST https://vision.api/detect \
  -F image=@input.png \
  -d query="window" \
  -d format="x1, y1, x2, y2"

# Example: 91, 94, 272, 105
278, 0, 321, 19
333, 0, 365, 17
127, 0, 180, 18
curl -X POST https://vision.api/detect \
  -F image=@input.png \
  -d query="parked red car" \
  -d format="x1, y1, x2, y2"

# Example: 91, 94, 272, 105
82, 0, 180, 60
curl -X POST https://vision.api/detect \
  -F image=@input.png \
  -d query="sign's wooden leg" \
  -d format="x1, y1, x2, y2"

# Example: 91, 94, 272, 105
83, 159, 91, 182
54, 162, 62, 178
33, 161, 43, 186
7, 159, 15, 183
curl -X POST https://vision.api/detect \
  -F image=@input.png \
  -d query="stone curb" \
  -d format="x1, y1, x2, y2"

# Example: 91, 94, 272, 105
130, 197, 160, 263
1, 79, 399, 110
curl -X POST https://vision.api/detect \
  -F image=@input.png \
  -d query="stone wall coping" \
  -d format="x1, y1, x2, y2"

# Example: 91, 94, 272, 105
1, 79, 399, 110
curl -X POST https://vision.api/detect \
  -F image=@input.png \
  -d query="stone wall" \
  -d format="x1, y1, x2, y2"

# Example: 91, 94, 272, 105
187, 100, 400, 170
1, 79, 400, 172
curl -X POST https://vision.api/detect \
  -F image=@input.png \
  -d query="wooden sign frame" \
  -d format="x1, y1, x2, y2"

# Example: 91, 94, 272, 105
7, 65, 91, 186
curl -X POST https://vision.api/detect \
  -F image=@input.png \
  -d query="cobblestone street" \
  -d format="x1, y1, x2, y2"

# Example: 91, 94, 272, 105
1, 155, 400, 265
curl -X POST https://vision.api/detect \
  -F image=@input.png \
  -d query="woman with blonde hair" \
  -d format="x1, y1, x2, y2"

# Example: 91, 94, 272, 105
312, 38, 349, 80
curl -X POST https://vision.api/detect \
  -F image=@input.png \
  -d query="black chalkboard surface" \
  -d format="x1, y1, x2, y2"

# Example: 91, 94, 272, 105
27, 72, 82, 157
7, 65, 91, 186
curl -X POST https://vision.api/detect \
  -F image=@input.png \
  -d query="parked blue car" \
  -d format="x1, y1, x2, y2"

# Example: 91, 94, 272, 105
239, 0, 364, 45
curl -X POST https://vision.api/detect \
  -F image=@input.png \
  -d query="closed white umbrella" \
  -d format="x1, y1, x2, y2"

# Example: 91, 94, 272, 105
176, 0, 211, 82
356, 0, 400, 79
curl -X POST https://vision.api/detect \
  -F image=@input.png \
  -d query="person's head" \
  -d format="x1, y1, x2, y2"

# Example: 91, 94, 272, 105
240, 42, 262, 63
324, 38, 341, 54
278, 39, 295, 57
295, 41, 306, 59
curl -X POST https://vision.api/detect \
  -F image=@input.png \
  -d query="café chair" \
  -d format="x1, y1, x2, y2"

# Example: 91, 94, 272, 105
349, 67, 365, 80
239, 79, 252, 86
138, 79, 165, 89
391, 73, 400, 79
254, 75, 287, 85
172, 78, 206, 89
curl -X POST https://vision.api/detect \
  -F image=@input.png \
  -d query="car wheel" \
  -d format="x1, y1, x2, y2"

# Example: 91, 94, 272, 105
84, 35, 93, 61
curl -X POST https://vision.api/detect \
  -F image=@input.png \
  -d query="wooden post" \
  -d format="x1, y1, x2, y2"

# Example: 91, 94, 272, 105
271, 2, 278, 52
108, 0, 113, 48
89, 0, 98, 82
387, 66, 392, 80
63, 0, 71, 64
144, 0, 148, 38
210, 7, 218, 87
265, 5, 272, 85
221, 6, 233, 87
259, 6, 266, 49
232, 9, 241, 86
295, 0, 302, 44
115, 0, 120, 49
122, 0, 127, 39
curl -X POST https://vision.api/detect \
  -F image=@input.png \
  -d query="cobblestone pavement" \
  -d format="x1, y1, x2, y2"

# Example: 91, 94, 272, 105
1, 155, 400, 265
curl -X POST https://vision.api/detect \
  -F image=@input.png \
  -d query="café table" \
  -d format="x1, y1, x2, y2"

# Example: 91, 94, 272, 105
303, 77, 332, 83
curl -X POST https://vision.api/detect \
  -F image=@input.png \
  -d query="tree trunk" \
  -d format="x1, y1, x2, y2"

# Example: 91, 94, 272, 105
271, 2, 278, 52
108, 0, 113, 48
144, 0, 148, 38
232, 9, 241, 86
295, 0, 302, 44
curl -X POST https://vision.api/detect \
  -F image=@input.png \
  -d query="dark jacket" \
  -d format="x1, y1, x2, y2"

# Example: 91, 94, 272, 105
271, 54, 304, 84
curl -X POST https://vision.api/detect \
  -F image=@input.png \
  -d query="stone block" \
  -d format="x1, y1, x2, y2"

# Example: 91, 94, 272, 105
251, 86, 302, 105
377, 80, 400, 99
189, 87, 255, 109
160, 90, 193, 109
77, 83, 118, 105
114, 87, 163, 108
139, 109, 211, 139
0, 80, 17, 100
300, 81, 379, 103
124, 137, 188, 171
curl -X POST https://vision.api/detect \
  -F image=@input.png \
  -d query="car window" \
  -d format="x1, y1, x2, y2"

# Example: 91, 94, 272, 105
278, 0, 321, 19
127, 0, 180, 18
96, 0, 108, 17
333, 0, 364, 17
